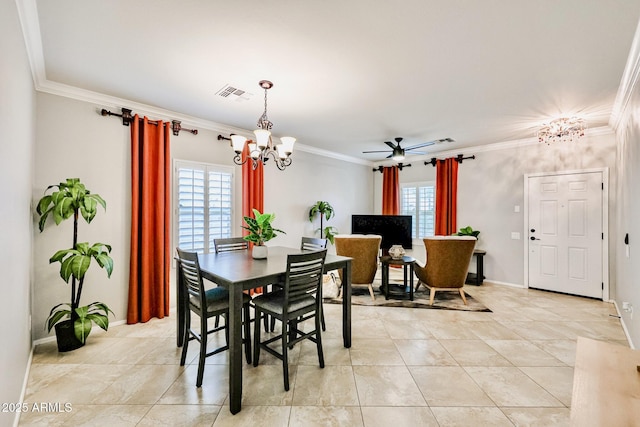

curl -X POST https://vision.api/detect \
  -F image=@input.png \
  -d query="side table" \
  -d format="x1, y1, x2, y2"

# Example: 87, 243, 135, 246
380, 255, 415, 301
466, 249, 486, 285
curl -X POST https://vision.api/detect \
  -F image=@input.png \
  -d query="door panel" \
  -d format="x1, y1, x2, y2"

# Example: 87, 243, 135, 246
528, 172, 603, 298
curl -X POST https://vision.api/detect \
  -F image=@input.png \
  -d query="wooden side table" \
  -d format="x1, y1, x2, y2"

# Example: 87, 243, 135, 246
380, 255, 415, 301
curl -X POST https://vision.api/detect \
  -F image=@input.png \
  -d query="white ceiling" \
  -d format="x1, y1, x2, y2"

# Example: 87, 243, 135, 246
24, 0, 640, 162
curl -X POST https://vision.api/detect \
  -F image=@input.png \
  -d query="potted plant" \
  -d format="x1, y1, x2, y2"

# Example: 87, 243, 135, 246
455, 226, 480, 239
308, 201, 339, 244
36, 178, 114, 352
242, 208, 286, 259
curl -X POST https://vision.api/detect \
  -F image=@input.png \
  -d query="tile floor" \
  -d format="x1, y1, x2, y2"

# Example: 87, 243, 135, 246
19, 282, 628, 426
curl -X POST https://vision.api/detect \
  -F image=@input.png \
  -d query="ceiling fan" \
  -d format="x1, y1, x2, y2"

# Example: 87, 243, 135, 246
362, 137, 454, 160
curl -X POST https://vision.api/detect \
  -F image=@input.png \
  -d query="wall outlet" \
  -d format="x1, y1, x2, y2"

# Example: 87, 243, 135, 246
511, 232, 520, 240
623, 302, 634, 319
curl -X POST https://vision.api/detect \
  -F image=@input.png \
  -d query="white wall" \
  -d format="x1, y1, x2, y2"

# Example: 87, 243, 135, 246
0, 0, 36, 424
33, 93, 373, 340
614, 64, 640, 348
373, 131, 617, 288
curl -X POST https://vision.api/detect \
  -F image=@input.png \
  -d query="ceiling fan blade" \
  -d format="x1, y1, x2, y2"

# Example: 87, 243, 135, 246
405, 141, 436, 150
362, 150, 392, 153
405, 138, 454, 150
384, 140, 397, 149
406, 151, 428, 155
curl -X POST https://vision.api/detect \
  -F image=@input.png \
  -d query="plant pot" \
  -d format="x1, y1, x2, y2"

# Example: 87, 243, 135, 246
54, 319, 84, 352
252, 245, 268, 259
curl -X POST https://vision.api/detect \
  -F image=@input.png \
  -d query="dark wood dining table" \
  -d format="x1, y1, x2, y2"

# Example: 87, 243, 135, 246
175, 246, 353, 414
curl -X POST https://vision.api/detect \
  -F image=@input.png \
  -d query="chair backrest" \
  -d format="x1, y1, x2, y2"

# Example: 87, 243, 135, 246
301, 237, 328, 251
283, 250, 327, 313
334, 234, 382, 284
176, 248, 206, 302
214, 237, 249, 254
422, 236, 476, 288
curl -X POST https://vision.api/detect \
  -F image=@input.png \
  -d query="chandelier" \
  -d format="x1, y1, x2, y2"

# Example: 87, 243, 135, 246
537, 117, 586, 145
226, 80, 295, 170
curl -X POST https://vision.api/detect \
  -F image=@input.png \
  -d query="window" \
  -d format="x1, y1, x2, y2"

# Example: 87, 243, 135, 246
174, 160, 234, 254
400, 182, 435, 238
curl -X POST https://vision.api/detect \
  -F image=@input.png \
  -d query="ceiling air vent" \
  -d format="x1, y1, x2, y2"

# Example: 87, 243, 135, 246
215, 84, 253, 102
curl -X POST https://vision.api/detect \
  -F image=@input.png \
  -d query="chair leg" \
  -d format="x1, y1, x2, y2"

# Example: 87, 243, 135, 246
315, 309, 325, 369
459, 288, 468, 305
282, 320, 290, 391
320, 302, 326, 332
180, 310, 191, 366
368, 284, 375, 300
196, 314, 208, 387
415, 280, 422, 292
243, 304, 252, 364
429, 288, 436, 305
253, 309, 261, 367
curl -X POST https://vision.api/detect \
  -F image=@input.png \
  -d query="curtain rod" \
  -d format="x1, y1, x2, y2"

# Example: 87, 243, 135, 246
424, 154, 475, 167
373, 163, 411, 173
100, 108, 198, 136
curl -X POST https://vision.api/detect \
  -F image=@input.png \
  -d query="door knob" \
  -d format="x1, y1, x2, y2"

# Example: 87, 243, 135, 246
530, 228, 536, 233
530, 236, 540, 241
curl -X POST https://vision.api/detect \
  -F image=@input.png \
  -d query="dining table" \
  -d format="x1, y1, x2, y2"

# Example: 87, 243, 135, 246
175, 245, 353, 414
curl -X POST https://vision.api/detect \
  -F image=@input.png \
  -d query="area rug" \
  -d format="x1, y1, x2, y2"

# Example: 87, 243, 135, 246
324, 273, 491, 312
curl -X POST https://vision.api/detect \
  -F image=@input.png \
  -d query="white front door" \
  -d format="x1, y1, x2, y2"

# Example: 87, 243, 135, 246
527, 171, 603, 298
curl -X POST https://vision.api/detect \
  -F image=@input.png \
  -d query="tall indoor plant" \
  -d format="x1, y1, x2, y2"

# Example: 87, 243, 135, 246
242, 208, 286, 259
36, 178, 114, 351
308, 200, 338, 244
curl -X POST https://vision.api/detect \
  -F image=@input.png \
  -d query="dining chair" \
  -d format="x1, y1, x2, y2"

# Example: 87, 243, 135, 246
252, 250, 327, 391
301, 236, 328, 252
215, 236, 274, 332
301, 236, 328, 331
214, 237, 249, 253
176, 248, 252, 387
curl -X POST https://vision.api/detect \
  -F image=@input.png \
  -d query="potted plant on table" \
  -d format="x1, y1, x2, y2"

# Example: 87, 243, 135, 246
455, 226, 480, 239
308, 200, 338, 244
36, 178, 114, 352
242, 208, 286, 259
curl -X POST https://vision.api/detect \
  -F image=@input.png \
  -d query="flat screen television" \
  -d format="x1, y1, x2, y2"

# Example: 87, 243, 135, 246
351, 214, 412, 249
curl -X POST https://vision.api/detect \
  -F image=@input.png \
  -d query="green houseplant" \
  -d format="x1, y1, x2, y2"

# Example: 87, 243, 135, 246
455, 225, 480, 239
36, 178, 114, 351
308, 201, 338, 244
242, 208, 286, 259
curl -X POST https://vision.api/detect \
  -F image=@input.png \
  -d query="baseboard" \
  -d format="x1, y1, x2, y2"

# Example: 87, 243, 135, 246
612, 300, 635, 349
13, 348, 34, 427
480, 280, 526, 289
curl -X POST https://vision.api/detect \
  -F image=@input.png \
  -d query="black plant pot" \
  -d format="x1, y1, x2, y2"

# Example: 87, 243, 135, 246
54, 319, 84, 352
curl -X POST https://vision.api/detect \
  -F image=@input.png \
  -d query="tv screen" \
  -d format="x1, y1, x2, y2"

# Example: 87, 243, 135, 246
351, 215, 412, 249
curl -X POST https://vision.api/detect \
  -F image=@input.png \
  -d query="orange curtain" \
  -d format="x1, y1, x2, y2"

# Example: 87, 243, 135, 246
241, 141, 264, 228
382, 166, 400, 215
435, 157, 458, 235
127, 115, 171, 324
242, 142, 264, 294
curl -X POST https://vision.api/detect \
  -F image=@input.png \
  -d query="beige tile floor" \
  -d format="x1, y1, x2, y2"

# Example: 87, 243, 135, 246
19, 282, 628, 427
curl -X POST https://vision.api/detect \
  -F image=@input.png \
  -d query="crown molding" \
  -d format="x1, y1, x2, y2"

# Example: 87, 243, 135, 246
610, 18, 640, 130
15, 0, 45, 88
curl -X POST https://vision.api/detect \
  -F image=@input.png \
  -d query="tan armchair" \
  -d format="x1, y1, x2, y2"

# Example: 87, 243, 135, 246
414, 236, 476, 305
334, 234, 382, 300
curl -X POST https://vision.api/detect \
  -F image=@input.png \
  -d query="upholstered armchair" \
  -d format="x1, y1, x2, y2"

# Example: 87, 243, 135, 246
414, 236, 476, 305
334, 234, 382, 300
